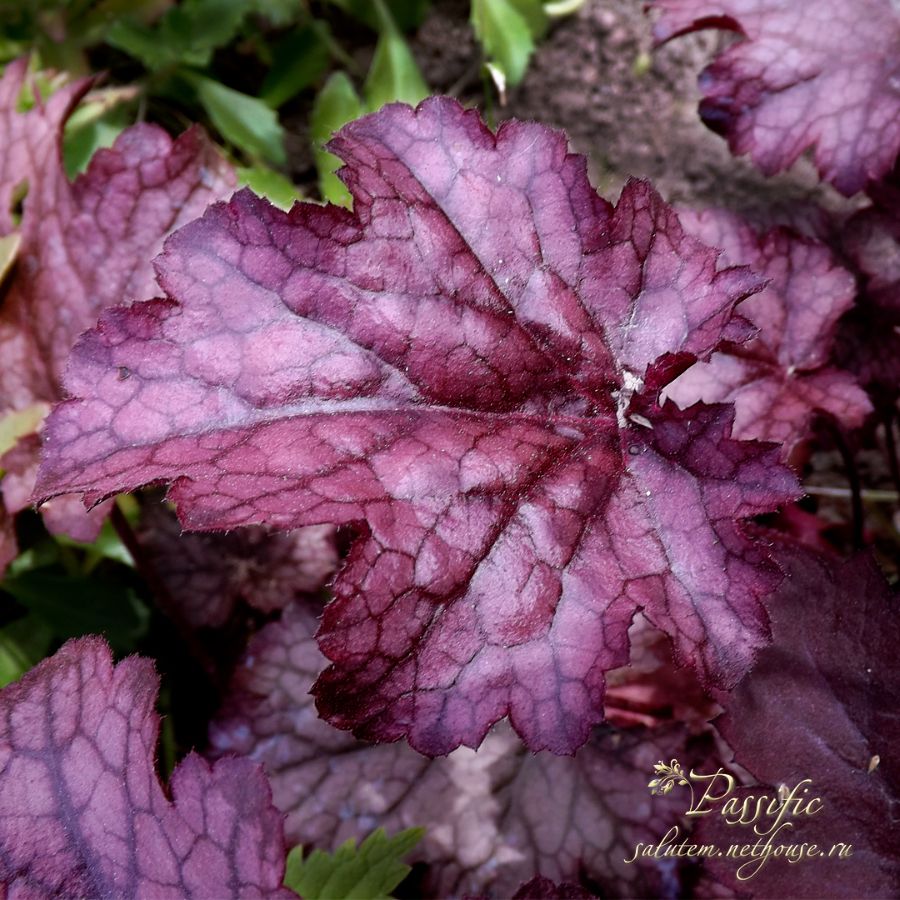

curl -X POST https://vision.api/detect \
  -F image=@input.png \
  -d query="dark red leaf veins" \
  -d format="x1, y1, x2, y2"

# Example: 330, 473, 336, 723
35, 99, 799, 755
651, 0, 900, 195
0, 638, 292, 898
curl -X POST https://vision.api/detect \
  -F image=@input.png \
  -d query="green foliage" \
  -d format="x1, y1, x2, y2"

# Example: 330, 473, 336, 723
310, 71, 363, 206
470, 0, 547, 89
284, 828, 424, 900
260, 21, 331, 108
182, 71, 286, 166
0, 615, 53, 688
236, 164, 302, 210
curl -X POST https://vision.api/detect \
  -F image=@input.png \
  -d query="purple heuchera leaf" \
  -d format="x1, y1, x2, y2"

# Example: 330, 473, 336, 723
0, 57, 234, 556
697, 545, 900, 898
36, 99, 798, 754
138, 503, 337, 629
665, 207, 870, 458
0, 638, 292, 898
650, 0, 900, 194
509, 877, 593, 900
209, 600, 709, 899
835, 198, 900, 406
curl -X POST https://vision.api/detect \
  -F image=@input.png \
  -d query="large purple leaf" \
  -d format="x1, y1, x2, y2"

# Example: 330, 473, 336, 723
650, 0, 900, 195
697, 545, 900, 898
665, 208, 870, 457
36, 99, 798, 754
0, 638, 291, 898
138, 502, 337, 629
0, 58, 234, 554
209, 600, 709, 899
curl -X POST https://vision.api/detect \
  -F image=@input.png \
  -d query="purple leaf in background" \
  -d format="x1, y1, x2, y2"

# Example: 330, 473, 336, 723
36, 99, 798, 754
209, 600, 711, 899
835, 197, 900, 407
0, 57, 234, 559
665, 207, 870, 458
138, 502, 337, 629
697, 545, 900, 898
0, 638, 292, 898
650, 0, 900, 194
509, 876, 594, 899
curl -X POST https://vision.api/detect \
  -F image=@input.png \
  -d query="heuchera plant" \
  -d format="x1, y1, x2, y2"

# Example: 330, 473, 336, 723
0, 0, 899, 890
35, 98, 800, 756
0, 57, 234, 566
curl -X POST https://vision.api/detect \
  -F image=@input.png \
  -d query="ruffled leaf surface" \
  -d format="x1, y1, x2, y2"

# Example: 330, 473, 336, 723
665, 207, 870, 456
210, 600, 710, 899
651, 0, 900, 194
138, 502, 337, 629
0, 58, 234, 555
0, 637, 292, 898
36, 99, 798, 753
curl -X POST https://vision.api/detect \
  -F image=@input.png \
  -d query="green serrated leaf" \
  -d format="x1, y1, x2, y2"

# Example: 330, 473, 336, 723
185, 71, 286, 165
62, 87, 136, 177
284, 828, 424, 900
261, 21, 331, 108
471, 0, 545, 86
310, 71, 363, 206
236, 165, 302, 210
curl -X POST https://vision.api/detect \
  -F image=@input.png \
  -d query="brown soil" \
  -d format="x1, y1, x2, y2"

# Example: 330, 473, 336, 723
413, 0, 849, 219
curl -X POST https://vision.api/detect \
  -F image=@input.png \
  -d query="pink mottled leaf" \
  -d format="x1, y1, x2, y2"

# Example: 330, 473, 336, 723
697, 545, 900, 898
0, 637, 292, 898
0, 57, 234, 557
665, 207, 870, 457
209, 601, 710, 899
651, 0, 900, 194
138, 502, 337, 629
36, 99, 798, 754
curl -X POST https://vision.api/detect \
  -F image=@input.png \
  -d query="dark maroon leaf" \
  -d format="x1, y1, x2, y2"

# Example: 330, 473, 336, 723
835, 201, 900, 406
36, 99, 798, 754
651, 0, 900, 195
210, 600, 711, 899
697, 545, 900, 898
0, 58, 234, 559
138, 502, 337, 629
510, 876, 594, 899
0, 637, 292, 898
665, 207, 870, 457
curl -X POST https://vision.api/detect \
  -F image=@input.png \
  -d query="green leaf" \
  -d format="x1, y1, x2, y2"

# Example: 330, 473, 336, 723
0, 615, 54, 688
184, 71, 286, 165
62, 86, 136, 177
363, 6, 429, 111
54, 517, 135, 574
1, 572, 149, 653
236, 165, 302, 210
284, 828, 424, 900
106, 0, 251, 69
325, 0, 430, 32
470, 0, 546, 86
260, 21, 331, 108
310, 71, 363, 206
0, 402, 48, 460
